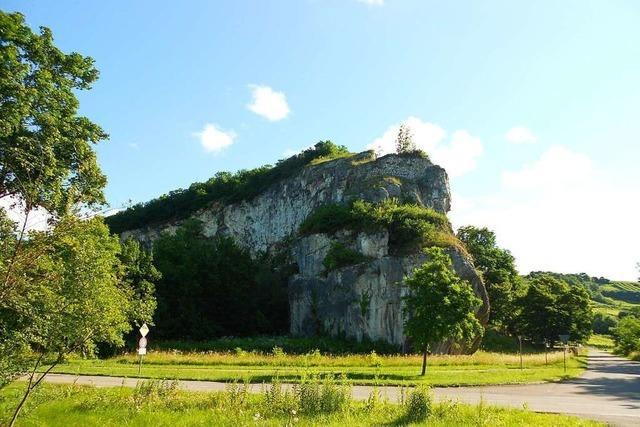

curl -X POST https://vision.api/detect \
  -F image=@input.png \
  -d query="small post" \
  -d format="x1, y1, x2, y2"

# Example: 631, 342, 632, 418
137, 323, 150, 377
559, 334, 570, 374
517, 335, 523, 370
545, 341, 549, 365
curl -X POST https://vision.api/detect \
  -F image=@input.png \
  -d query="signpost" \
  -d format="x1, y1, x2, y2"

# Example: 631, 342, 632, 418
517, 335, 523, 370
544, 340, 550, 365
138, 323, 149, 375
559, 334, 570, 373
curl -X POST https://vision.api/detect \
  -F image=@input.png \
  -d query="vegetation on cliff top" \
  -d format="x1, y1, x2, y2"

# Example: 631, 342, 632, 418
105, 141, 351, 234
300, 199, 464, 255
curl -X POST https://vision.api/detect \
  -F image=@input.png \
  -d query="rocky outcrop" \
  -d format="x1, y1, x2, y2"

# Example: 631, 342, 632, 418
118, 151, 489, 352
121, 152, 450, 253
289, 230, 488, 353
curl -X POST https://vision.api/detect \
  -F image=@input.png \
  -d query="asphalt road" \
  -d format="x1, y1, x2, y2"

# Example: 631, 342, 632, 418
40, 349, 639, 426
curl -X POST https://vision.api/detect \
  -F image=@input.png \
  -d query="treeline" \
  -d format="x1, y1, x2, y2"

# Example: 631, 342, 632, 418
151, 220, 291, 340
457, 226, 593, 345
106, 142, 351, 234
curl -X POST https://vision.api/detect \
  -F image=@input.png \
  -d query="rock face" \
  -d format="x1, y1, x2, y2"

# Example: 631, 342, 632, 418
119, 151, 489, 352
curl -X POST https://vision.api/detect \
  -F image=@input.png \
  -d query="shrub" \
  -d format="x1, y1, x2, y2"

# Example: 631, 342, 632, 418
300, 199, 460, 255
613, 316, 640, 355
592, 312, 618, 335
403, 385, 433, 422
323, 242, 369, 271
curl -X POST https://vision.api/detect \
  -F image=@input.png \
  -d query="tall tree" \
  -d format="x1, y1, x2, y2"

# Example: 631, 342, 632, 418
4, 217, 137, 425
0, 11, 108, 214
517, 275, 593, 344
403, 247, 483, 375
119, 237, 160, 328
457, 226, 521, 330
395, 124, 415, 154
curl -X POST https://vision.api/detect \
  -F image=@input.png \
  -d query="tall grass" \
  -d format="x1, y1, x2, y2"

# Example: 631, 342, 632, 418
0, 381, 602, 426
107, 349, 571, 368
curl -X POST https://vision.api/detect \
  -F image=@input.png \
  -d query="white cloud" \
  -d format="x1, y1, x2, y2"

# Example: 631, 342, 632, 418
247, 85, 290, 121
0, 196, 50, 232
357, 0, 384, 5
505, 126, 537, 144
366, 116, 483, 178
194, 124, 236, 153
450, 146, 640, 281
501, 145, 592, 191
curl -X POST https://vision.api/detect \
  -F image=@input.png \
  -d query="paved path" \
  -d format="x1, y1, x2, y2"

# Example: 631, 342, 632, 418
41, 349, 639, 426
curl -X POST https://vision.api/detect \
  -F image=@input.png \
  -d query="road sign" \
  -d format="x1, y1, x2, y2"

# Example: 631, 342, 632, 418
138, 337, 147, 349
139, 323, 149, 337
138, 347, 147, 355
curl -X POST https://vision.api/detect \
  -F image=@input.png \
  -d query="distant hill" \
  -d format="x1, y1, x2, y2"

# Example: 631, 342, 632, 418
526, 271, 640, 316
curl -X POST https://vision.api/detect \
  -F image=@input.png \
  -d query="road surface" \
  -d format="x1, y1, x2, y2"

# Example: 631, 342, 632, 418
40, 349, 639, 426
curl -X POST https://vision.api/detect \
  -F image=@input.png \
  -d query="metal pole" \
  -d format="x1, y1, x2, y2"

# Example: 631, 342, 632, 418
545, 342, 548, 365
138, 354, 143, 376
519, 340, 523, 370
563, 346, 567, 373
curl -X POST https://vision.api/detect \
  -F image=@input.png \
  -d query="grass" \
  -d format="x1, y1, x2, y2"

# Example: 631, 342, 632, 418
0, 381, 602, 426
47, 349, 586, 387
587, 334, 615, 350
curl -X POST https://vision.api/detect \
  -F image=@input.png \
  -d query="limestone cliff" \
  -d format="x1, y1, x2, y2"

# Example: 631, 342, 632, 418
117, 150, 489, 352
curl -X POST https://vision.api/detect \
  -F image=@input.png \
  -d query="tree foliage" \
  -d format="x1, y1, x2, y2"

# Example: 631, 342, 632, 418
457, 226, 521, 329
403, 247, 483, 374
301, 199, 461, 255
106, 141, 351, 234
395, 124, 415, 154
152, 220, 290, 340
517, 275, 593, 344
612, 316, 640, 355
0, 216, 156, 423
0, 11, 107, 214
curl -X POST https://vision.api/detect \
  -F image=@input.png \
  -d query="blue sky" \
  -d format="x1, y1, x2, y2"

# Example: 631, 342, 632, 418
5, 0, 640, 279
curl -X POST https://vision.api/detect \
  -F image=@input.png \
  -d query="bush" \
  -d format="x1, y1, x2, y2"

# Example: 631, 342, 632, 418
613, 316, 640, 355
106, 141, 351, 234
403, 385, 433, 422
592, 312, 618, 335
300, 199, 460, 255
323, 242, 369, 271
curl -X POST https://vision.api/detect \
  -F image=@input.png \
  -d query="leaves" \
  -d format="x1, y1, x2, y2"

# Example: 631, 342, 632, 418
516, 275, 593, 344
0, 11, 107, 214
403, 247, 483, 352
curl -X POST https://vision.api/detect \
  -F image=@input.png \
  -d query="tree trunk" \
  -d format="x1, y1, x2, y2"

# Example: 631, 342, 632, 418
11, 354, 61, 427
421, 348, 428, 376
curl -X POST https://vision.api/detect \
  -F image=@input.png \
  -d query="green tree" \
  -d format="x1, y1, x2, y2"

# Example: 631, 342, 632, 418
592, 312, 618, 335
457, 226, 521, 330
152, 220, 289, 339
517, 275, 593, 344
395, 124, 415, 154
612, 316, 640, 355
403, 247, 483, 375
119, 237, 160, 327
0, 11, 107, 214
4, 217, 135, 425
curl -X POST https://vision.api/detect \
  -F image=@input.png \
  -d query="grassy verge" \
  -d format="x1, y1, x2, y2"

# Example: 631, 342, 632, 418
47, 350, 586, 387
0, 381, 602, 426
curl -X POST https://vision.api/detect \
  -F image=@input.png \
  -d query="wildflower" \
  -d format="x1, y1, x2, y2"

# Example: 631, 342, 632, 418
291, 409, 297, 415
253, 413, 261, 421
